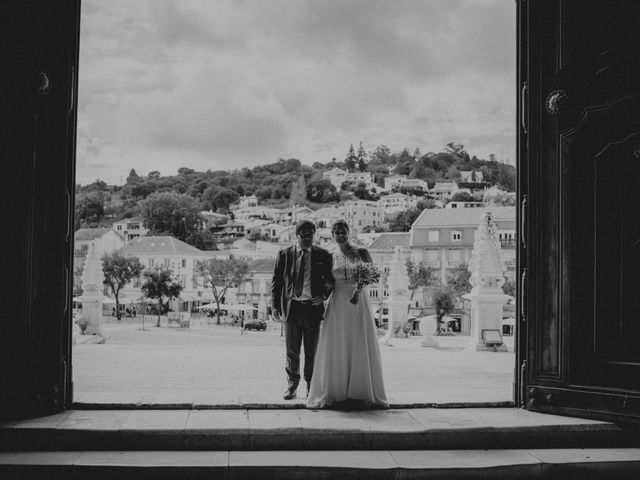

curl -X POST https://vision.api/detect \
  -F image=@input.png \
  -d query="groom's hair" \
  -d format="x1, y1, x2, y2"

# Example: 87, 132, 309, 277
296, 220, 316, 235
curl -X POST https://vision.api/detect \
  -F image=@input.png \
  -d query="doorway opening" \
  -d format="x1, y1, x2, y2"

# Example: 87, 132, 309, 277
71, 0, 518, 407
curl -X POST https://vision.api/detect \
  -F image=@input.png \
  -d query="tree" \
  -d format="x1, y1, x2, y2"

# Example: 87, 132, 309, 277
446, 264, 472, 297
148, 170, 161, 179
141, 191, 203, 241
102, 253, 144, 320
432, 286, 455, 334
354, 181, 373, 200
125, 169, 141, 185
445, 142, 467, 158
75, 192, 105, 225
344, 144, 357, 172
187, 229, 216, 250
141, 267, 183, 327
212, 188, 239, 212
395, 148, 415, 175
254, 186, 273, 202
289, 175, 306, 206
306, 179, 337, 203
178, 167, 194, 175
408, 161, 426, 179
446, 164, 461, 181
451, 191, 474, 202
389, 208, 422, 232
406, 260, 436, 302
413, 147, 422, 160
194, 259, 249, 325
356, 141, 367, 171
416, 199, 437, 210
371, 145, 391, 164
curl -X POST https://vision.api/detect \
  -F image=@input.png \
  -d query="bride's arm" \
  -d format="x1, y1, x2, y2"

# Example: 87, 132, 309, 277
358, 248, 373, 264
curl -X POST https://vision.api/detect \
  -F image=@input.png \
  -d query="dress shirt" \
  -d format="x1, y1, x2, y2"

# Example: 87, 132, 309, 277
293, 246, 312, 301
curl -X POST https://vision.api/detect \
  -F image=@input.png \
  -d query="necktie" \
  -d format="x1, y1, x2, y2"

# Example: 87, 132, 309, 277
294, 249, 308, 297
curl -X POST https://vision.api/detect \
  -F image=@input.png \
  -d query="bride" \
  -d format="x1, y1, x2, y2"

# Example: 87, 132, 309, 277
306, 219, 388, 409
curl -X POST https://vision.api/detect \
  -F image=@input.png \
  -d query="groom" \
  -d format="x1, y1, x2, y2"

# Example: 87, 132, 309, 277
272, 220, 333, 400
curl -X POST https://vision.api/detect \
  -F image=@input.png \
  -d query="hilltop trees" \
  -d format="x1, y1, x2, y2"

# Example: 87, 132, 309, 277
141, 192, 202, 241
75, 192, 105, 227
344, 144, 357, 172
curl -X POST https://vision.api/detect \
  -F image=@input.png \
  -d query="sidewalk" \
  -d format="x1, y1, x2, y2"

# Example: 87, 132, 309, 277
72, 319, 515, 406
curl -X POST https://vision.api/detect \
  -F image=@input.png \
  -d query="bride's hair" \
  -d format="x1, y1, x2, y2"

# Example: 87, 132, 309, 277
331, 219, 350, 235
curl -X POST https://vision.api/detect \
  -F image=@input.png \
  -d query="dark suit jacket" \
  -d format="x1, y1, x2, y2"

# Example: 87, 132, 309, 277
271, 244, 334, 322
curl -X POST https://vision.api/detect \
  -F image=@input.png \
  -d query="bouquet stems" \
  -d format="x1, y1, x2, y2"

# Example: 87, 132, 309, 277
350, 285, 363, 304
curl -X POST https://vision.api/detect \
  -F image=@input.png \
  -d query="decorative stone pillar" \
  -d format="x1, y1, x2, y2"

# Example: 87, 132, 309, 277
258, 279, 268, 321
79, 241, 106, 342
382, 246, 411, 346
463, 211, 509, 351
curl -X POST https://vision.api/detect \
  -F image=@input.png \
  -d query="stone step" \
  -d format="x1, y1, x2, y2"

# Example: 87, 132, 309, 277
1, 449, 640, 479
1, 408, 639, 452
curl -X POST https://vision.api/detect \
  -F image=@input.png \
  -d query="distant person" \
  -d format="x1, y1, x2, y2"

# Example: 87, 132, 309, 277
111, 307, 116, 317
132, 307, 137, 318
272, 220, 334, 400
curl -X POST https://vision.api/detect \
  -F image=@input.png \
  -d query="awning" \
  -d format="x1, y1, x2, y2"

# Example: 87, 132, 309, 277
225, 304, 258, 311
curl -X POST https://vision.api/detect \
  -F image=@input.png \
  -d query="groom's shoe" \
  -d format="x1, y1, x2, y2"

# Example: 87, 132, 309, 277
283, 388, 297, 400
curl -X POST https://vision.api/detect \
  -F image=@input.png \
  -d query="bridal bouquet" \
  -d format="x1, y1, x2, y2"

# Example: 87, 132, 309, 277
349, 261, 382, 304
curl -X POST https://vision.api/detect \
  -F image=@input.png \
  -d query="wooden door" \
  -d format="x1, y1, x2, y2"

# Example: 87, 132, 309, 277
0, 0, 80, 420
519, 0, 640, 422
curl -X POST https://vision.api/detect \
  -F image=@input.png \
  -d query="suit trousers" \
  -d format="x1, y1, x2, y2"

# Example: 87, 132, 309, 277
284, 301, 321, 390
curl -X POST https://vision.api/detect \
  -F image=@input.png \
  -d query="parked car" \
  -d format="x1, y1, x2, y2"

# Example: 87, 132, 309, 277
244, 319, 267, 331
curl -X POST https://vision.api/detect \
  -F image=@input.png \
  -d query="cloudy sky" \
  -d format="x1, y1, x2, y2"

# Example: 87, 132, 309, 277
77, 0, 515, 185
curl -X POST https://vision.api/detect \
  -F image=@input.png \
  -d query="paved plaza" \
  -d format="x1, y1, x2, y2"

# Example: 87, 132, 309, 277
72, 317, 515, 406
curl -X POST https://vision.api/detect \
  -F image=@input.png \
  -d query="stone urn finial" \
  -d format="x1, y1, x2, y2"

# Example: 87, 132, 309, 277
468, 211, 507, 293
81, 241, 105, 294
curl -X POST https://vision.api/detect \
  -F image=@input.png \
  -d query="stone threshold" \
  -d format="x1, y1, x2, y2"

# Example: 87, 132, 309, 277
2, 407, 639, 452
71, 400, 515, 410
1, 449, 640, 479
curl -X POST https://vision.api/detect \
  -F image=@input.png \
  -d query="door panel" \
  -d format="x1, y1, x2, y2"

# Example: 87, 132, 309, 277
0, 0, 79, 420
521, 0, 640, 421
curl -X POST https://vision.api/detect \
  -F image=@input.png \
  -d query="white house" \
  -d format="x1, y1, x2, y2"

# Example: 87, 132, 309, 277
199, 210, 229, 227
409, 206, 516, 284
378, 192, 419, 215
431, 182, 461, 200
459, 170, 484, 183
384, 175, 407, 191
323, 167, 348, 189
347, 171, 375, 188
339, 200, 383, 233
273, 206, 313, 225
233, 195, 258, 209
112, 217, 149, 244
398, 178, 430, 194
308, 206, 344, 229
118, 235, 214, 303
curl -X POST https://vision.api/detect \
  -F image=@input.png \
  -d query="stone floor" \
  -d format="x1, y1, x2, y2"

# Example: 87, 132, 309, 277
72, 318, 515, 406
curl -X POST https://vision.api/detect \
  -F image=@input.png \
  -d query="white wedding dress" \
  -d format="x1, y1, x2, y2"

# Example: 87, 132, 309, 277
306, 251, 388, 409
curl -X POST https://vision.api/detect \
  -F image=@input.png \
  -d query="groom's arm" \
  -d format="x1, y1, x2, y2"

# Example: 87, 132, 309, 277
321, 249, 335, 299
271, 250, 285, 319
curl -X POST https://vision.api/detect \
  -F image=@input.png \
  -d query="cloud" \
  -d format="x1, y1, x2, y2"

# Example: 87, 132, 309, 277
76, 0, 516, 184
